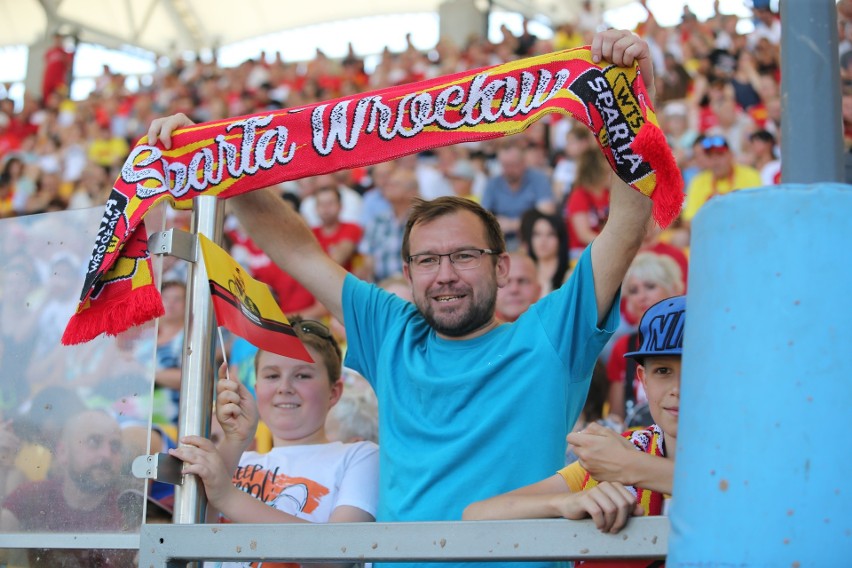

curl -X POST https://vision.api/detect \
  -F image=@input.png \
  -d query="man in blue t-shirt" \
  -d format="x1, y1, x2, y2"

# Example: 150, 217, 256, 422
148, 28, 656, 568
481, 143, 555, 250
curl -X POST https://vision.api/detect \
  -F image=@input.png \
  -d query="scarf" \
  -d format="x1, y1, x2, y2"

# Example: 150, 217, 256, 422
576, 424, 668, 568
62, 45, 683, 345
580, 423, 668, 516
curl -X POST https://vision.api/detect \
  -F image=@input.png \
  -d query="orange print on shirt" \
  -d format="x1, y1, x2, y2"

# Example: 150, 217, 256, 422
232, 463, 330, 515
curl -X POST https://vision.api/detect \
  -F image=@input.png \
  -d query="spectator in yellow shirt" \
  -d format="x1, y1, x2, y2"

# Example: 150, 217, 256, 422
681, 135, 762, 224
87, 123, 129, 173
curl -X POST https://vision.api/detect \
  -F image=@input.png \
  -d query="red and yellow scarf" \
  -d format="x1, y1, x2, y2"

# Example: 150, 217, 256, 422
62, 45, 683, 345
580, 424, 669, 516
577, 424, 668, 568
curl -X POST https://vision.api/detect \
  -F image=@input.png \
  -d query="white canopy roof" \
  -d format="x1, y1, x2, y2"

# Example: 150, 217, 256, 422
1, 0, 636, 55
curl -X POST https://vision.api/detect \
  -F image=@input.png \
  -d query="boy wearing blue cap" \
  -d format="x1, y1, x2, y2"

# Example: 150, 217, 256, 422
464, 296, 685, 542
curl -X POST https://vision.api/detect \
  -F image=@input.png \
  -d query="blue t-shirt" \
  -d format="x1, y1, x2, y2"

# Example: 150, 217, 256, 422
342, 246, 618, 529
229, 336, 260, 397
481, 168, 553, 221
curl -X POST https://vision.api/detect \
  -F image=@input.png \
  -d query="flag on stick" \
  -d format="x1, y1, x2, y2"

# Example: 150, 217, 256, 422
198, 234, 312, 363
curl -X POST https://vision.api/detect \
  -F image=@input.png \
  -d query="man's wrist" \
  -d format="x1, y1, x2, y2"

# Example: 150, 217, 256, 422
621, 449, 642, 487
625, 451, 661, 488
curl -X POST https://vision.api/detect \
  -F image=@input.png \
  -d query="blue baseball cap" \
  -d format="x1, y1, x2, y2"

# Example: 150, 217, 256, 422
624, 295, 686, 362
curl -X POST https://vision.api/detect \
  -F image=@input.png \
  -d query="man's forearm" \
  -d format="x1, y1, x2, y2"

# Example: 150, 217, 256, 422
607, 176, 653, 251
625, 452, 674, 495
228, 188, 347, 320
589, 176, 652, 322
229, 189, 320, 267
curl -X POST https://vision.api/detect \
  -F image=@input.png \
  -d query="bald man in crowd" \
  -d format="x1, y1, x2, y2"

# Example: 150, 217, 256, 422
1, 409, 135, 567
496, 251, 542, 322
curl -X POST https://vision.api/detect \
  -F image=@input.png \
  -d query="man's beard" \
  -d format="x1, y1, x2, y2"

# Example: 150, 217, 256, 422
416, 283, 498, 337
68, 462, 118, 494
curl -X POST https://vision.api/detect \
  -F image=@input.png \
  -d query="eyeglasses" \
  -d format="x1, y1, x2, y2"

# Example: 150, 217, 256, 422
295, 319, 340, 355
407, 248, 498, 274
701, 136, 729, 151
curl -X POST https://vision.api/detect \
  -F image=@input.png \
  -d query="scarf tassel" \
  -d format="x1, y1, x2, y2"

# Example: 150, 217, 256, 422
631, 122, 684, 228
61, 283, 164, 345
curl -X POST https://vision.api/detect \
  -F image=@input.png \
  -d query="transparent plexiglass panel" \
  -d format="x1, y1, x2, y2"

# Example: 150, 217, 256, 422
0, 207, 159, 565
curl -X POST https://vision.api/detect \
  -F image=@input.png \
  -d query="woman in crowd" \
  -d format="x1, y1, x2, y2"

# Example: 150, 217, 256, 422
519, 208, 570, 298
606, 252, 684, 425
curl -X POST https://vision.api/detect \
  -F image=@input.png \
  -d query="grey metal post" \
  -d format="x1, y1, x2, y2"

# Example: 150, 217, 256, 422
172, 195, 223, 525
780, 0, 844, 183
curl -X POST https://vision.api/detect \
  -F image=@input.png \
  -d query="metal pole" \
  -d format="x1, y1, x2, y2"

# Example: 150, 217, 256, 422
780, 0, 844, 183
172, 195, 223, 525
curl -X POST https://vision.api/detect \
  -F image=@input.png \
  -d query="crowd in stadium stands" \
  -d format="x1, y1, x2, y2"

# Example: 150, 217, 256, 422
0, 0, 845, 533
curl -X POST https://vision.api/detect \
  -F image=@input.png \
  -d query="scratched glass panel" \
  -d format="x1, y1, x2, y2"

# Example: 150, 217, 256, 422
0, 207, 161, 565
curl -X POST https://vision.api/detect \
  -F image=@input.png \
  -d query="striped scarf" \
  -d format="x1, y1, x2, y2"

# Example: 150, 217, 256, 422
580, 423, 668, 516
577, 424, 668, 568
62, 45, 682, 346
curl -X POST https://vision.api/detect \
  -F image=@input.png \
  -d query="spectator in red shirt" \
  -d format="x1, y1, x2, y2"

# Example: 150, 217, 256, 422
246, 190, 330, 320
42, 33, 75, 102
311, 183, 364, 272
564, 147, 610, 264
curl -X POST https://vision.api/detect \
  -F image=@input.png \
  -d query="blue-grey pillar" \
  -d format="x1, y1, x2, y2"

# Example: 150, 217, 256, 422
780, 0, 843, 183
668, 184, 852, 565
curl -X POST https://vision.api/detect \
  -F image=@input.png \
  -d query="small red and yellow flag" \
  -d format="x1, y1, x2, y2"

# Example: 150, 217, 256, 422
198, 234, 312, 362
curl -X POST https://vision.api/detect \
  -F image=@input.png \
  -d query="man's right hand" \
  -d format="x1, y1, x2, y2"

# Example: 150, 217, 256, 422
147, 112, 196, 150
590, 29, 655, 104
567, 422, 636, 485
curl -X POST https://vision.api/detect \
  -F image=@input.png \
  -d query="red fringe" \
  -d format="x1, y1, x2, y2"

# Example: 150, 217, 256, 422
631, 122, 684, 228
61, 285, 165, 345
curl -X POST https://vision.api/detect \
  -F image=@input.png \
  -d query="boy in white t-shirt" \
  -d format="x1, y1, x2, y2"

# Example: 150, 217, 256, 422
170, 317, 378, 533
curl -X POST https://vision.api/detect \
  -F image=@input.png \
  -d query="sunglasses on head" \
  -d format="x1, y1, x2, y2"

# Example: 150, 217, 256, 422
297, 319, 333, 340
701, 136, 729, 151
295, 319, 341, 357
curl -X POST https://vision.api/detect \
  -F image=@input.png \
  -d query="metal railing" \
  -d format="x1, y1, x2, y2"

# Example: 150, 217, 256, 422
138, 517, 669, 566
